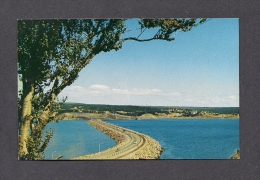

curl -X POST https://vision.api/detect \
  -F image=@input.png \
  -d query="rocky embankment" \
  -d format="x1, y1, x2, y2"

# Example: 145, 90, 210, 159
231, 150, 240, 159
73, 120, 163, 160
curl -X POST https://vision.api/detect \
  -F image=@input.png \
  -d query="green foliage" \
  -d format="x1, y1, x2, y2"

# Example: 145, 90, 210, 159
137, 19, 206, 41
20, 129, 53, 160
18, 19, 207, 160
60, 103, 239, 116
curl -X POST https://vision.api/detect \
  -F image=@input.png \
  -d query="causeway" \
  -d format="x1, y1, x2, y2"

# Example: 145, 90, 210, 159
73, 120, 163, 160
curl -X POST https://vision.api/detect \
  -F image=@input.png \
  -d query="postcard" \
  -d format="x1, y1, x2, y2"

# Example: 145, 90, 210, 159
18, 18, 239, 160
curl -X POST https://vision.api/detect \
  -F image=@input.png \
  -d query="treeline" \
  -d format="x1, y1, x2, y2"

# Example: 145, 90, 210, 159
59, 103, 239, 116
59, 103, 161, 116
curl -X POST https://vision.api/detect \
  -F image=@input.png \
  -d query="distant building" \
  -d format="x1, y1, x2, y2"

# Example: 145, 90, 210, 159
191, 111, 197, 115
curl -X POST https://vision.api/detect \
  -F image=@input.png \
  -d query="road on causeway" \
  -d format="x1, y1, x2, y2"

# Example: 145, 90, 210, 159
73, 120, 163, 160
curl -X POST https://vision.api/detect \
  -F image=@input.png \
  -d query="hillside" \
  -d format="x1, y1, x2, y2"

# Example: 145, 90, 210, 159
57, 103, 239, 120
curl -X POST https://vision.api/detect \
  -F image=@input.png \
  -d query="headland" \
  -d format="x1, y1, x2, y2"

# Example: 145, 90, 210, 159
57, 103, 239, 120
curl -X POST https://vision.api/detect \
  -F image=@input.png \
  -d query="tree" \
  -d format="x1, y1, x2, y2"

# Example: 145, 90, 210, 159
18, 18, 207, 160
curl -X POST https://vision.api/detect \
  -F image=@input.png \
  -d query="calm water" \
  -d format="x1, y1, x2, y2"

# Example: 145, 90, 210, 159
44, 119, 239, 159
44, 120, 116, 160
108, 119, 239, 159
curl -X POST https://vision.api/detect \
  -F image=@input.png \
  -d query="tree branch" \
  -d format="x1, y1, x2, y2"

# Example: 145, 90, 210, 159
123, 37, 175, 42
136, 27, 146, 39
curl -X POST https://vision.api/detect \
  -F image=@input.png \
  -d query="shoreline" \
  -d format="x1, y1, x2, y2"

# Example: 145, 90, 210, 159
73, 120, 163, 160
231, 150, 240, 159
62, 117, 239, 121
58, 112, 239, 121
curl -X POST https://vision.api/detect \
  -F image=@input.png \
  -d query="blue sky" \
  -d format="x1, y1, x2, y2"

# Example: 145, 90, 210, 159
57, 18, 239, 107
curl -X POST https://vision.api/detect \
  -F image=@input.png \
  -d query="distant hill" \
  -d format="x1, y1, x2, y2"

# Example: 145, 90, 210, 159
59, 102, 239, 116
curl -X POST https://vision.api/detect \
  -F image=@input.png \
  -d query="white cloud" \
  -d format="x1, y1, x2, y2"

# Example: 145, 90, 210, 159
184, 94, 239, 107
197, 100, 210, 105
61, 85, 181, 97
166, 92, 182, 96
60, 84, 238, 107
111, 88, 129, 95
221, 95, 237, 102
131, 88, 162, 95
89, 84, 110, 90
228, 95, 237, 100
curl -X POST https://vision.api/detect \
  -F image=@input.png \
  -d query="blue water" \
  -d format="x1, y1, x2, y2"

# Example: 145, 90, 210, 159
43, 119, 239, 160
108, 119, 239, 159
43, 120, 116, 160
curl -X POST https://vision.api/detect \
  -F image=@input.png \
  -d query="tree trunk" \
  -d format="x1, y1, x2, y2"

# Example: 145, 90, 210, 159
18, 85, 34, 158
